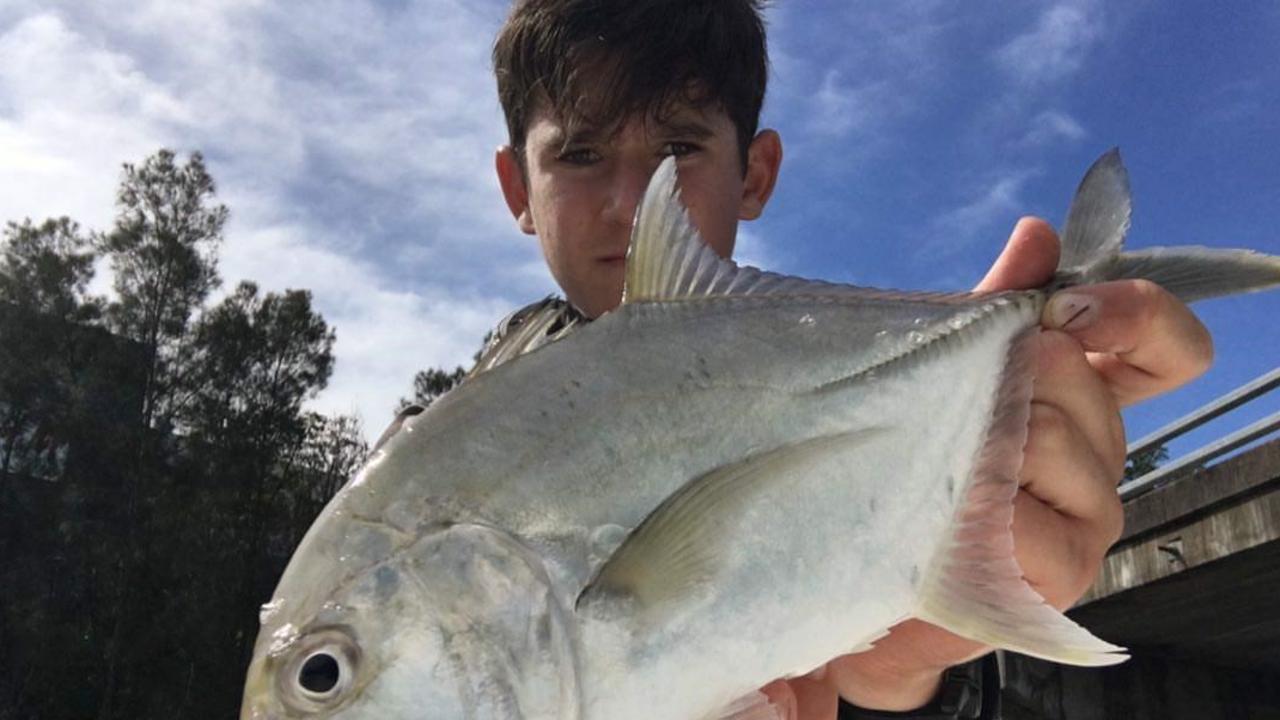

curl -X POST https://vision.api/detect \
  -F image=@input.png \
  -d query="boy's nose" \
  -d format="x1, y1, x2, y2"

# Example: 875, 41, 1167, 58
602, 163, 658, 227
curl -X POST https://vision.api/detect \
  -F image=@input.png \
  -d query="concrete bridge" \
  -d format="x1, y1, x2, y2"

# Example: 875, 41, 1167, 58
1001, 436, 1280, 719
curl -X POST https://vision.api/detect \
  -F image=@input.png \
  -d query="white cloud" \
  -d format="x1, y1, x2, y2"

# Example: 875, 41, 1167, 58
1019, 109, 1087, 147
0, 12, 187, 229
0, 0, 543, 442
217, 222, 512, 431
806, 70, 894, 140
942, 175, 1025, 229
732, 227, 776, 271
765, 3, 942, 165
996, 2, 1102, 86
921, 170, 1039, 260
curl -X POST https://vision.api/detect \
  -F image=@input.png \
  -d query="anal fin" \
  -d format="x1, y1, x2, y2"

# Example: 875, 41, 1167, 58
915, 328, 1128, 666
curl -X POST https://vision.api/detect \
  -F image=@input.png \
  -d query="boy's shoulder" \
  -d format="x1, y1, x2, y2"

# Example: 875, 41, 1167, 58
471, 295, 588, 376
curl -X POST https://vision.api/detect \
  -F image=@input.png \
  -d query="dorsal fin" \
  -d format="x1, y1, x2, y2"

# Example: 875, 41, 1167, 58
622, 158, 983, 306
623, 158, 855, 303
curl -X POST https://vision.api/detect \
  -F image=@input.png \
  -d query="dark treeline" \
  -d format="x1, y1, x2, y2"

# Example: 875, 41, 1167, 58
1, 150, 369, 719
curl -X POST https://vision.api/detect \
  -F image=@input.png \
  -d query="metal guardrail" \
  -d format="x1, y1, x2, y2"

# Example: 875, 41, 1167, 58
1118, 366, 1280, 501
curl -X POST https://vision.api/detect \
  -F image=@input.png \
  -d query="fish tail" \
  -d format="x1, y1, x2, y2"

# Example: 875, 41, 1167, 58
1107, 247, 1280, 304
913, 328, 1128, 666
1054, 148, 1280, 303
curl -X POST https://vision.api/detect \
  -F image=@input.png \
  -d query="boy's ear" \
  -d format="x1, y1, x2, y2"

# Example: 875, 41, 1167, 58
738, 129, 783, 221
496, 145, 537, 235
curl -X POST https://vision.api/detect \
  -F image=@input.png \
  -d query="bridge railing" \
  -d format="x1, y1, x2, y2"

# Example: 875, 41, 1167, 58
1118, 366, 1280, 501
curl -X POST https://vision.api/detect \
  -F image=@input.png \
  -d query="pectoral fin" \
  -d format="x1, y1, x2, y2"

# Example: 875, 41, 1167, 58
576, 430, 883, 617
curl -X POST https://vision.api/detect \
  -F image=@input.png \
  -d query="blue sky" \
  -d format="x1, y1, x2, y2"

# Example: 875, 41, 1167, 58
1, 0, 1277, 459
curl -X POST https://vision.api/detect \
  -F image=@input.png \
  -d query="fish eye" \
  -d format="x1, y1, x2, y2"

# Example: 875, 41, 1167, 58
278, 627, 360, 713
298, 652, 341, 695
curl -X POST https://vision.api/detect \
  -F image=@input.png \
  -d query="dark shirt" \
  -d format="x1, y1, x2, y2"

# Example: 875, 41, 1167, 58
470, 296, 586, 377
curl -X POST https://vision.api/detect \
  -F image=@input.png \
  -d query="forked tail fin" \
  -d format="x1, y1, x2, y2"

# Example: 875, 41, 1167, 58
1054, 148, 1280, 303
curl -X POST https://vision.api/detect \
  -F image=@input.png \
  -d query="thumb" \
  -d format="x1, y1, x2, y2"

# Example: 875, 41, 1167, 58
758, 680, 798, 720
974, 217, 1061, 292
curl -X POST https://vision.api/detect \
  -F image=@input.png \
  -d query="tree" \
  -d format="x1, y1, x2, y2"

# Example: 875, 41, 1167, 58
177, 281, 339, 697
0, 218, 100, 480
1124, 444, 1169, 482
285, 412, 368, 535
2, 149, 371, 719
93, 149, 226, 719
0, 217, 99, 321
0, 219, 138, 720
399, 365, 467, 412
396, 330, 492, 414
182, 281, 335, 461
100, 149, 227, 433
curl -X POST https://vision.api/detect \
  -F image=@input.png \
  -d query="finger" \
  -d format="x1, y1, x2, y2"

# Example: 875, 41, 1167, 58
1011, 491, 1116, 608
1010, 491, 1076, 607
1020, 401, 1125, 532
974, 217, 1061, 292
1029, 330, 1127, 475
1043, 279, 1213, 406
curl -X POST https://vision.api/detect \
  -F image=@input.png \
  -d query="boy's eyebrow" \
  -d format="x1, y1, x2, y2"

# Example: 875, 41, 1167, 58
541, 118, 715, 153
543, 126, 601, 155
543, 122, 601, 144
559, 128, 599, 145
655, 119, 715, 139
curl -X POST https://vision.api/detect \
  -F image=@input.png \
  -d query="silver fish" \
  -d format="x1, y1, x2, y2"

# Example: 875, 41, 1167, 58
240, 150, 1280, 720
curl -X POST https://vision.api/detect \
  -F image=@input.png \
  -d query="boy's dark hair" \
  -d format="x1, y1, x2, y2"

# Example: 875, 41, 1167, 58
493, 0, 769, 169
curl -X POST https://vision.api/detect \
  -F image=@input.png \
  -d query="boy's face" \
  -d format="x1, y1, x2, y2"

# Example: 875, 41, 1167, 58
496, 98, 781, 318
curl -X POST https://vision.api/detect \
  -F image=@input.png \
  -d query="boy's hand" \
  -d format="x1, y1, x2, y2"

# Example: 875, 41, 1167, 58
761, 217, 1212, 718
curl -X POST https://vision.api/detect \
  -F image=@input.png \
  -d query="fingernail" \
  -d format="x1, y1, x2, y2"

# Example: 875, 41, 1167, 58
1046, 292, 1099, 331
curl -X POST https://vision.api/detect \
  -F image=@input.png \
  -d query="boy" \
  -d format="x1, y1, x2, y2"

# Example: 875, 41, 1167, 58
481, 2, 1212, 717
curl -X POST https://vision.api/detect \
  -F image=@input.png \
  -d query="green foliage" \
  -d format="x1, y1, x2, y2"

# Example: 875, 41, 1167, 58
1124, 444, 1170, 482
399, 365, 467, 412
395, 330, 491, 415
1, 217, 100, 322
181, 281, 335, 452
0, 218, 101, 481
0, 149, 367, 719
100, 149, 227, 432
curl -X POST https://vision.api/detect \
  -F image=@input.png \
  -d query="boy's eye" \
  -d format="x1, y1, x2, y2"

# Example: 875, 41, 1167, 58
662, 142, 700, 158
557, 148, 600, 165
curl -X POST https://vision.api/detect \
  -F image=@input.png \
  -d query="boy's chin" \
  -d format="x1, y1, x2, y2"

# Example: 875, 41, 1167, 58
571, 288, 623, 319
569, 265, 626, 318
